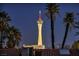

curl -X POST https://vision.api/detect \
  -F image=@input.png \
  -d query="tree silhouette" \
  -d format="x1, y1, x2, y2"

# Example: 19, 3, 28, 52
0, 11, 21, 48
61, 12, 74, 48
0, 11, 11, 48
6, 26, 21, 48
73, 21, 79, 36
72, 40, 79, 49
46, 3, 59, 48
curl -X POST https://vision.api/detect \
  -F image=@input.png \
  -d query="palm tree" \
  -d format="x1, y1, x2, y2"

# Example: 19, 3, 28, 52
61, 12, 74, 49
7, 26, 21, 48
71, 40, 79, 49
73, 21, 79, 38
11, 26, 21, 47
6, 26, 15, 48
0, 11, 21, 48
0, 11, 11, 48
46, 3, 59, 48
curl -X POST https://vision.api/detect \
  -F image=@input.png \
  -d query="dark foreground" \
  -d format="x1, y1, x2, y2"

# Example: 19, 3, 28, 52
0, 48, 79, 56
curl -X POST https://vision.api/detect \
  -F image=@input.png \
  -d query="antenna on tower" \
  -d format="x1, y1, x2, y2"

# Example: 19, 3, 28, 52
38, 10, 42, 21
39, 10, 41, 14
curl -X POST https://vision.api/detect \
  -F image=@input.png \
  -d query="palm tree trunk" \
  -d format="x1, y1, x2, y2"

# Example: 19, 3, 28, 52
15, 40, 19, 48
50, 13, 55, 48
61, 23, 69, 49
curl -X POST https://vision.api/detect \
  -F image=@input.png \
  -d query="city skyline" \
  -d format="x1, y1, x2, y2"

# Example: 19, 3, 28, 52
0, 3, 79, 48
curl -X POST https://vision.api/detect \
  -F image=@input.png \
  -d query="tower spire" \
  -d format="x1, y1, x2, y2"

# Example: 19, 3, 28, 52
39, 10, 41, 16
38, 10, 42, 21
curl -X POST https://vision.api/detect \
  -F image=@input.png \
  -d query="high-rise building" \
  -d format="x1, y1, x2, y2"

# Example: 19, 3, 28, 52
23, 10, 45, 49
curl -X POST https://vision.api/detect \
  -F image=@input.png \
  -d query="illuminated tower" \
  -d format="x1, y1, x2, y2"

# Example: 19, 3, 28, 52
22, 10, 45, 49
37, 10, 43, 49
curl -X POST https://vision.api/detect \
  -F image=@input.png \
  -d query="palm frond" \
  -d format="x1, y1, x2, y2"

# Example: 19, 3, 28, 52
75, 32, 79, 36
75, 22, 79, 25
46, 3, 59, 14
74, 25, 79, 29
64, 12, 74, 25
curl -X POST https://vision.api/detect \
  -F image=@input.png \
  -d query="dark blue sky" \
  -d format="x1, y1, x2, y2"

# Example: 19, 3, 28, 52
0, 3, 79, 48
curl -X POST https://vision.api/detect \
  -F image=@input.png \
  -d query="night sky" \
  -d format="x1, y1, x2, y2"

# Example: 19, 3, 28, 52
0, 3, 79, 48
